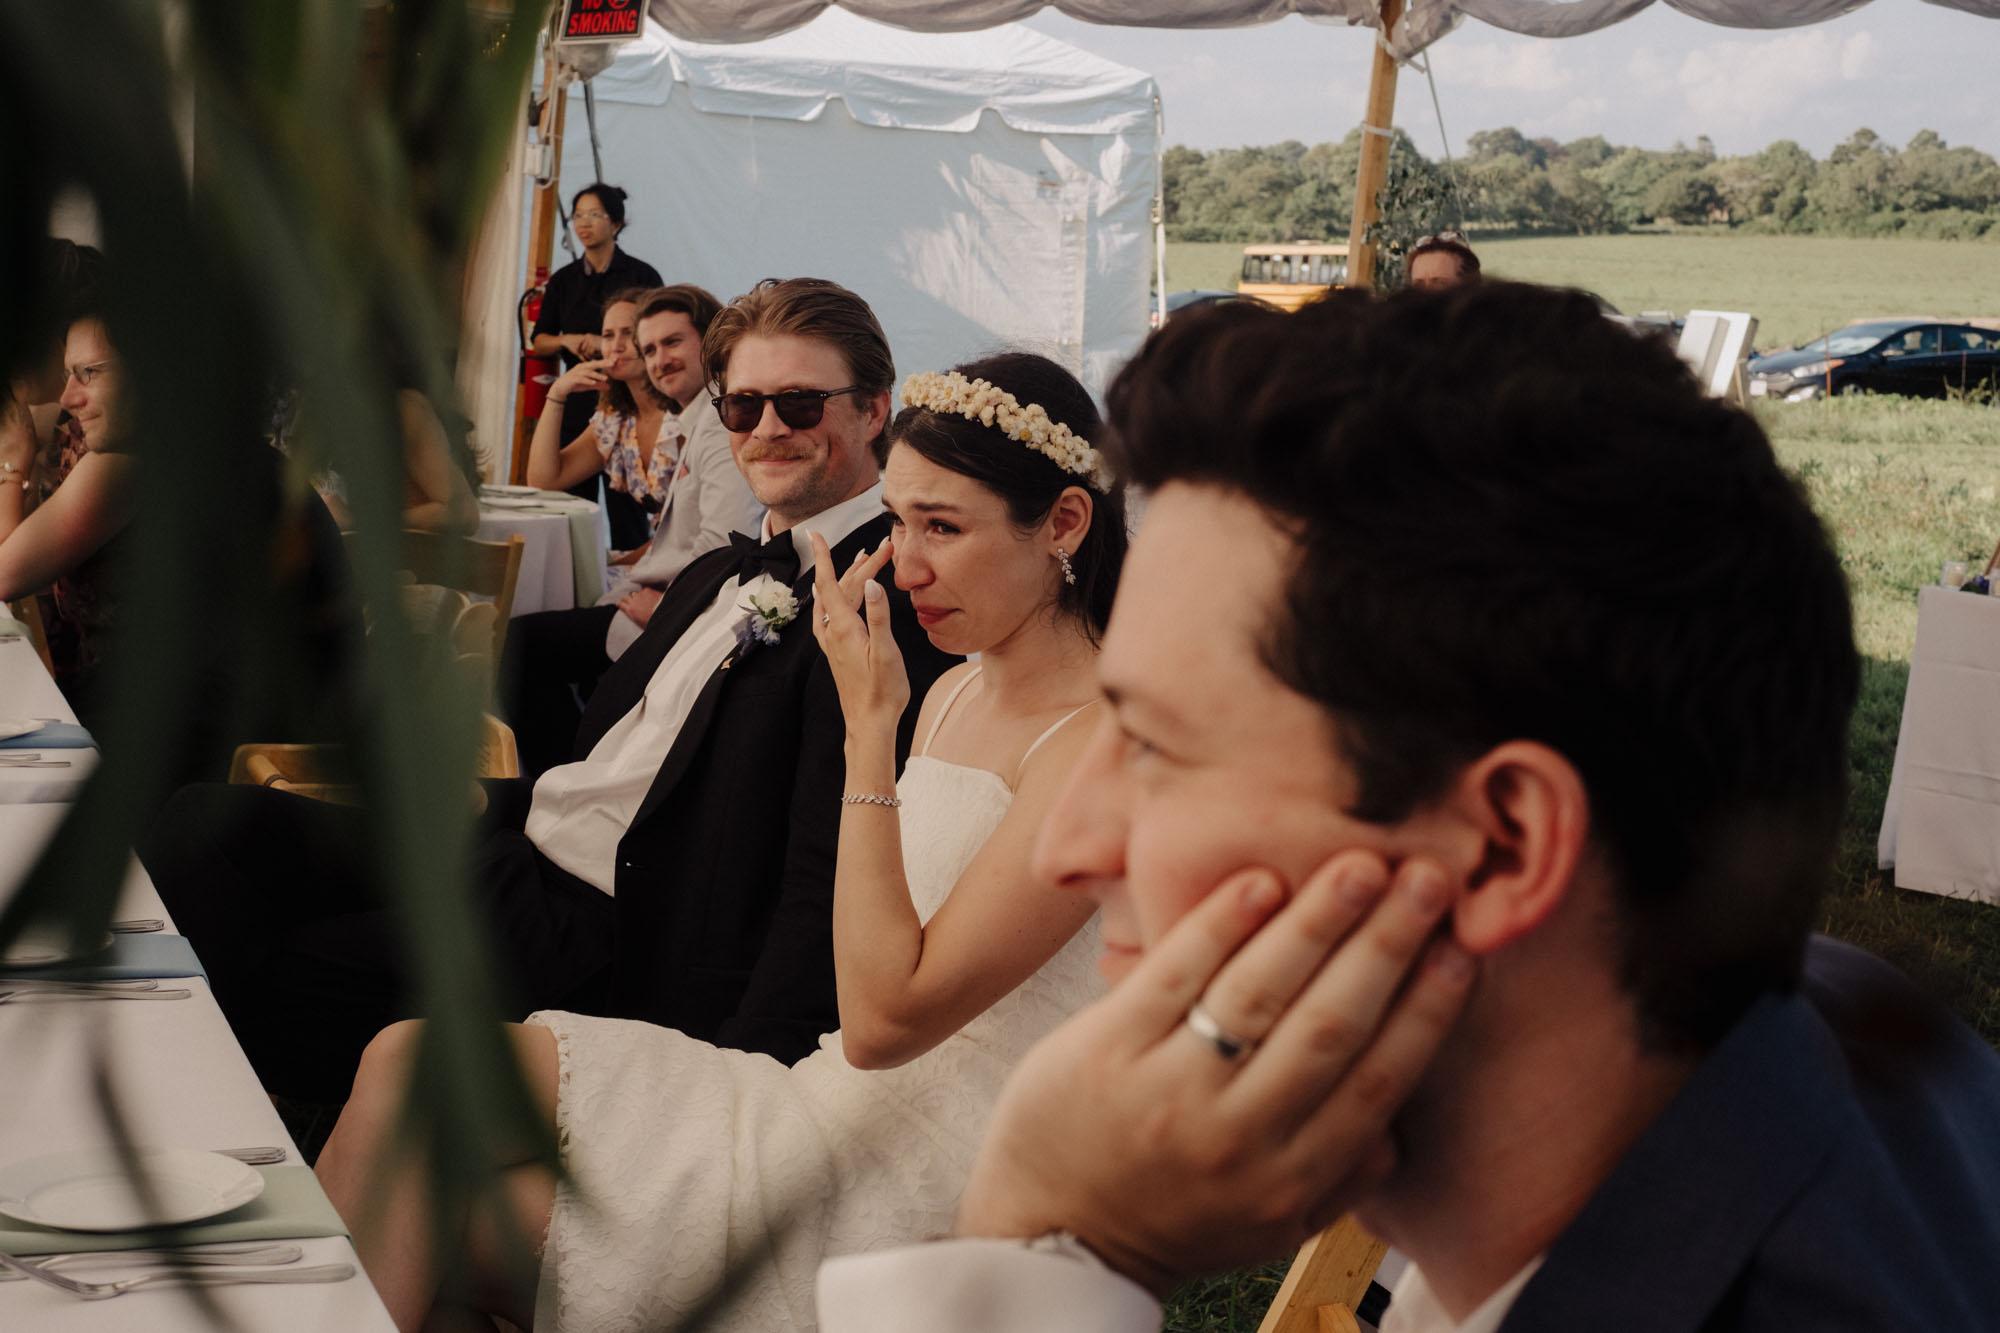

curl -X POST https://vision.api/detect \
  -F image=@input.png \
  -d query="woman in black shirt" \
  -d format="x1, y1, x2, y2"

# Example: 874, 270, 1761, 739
528, 182, 662, 536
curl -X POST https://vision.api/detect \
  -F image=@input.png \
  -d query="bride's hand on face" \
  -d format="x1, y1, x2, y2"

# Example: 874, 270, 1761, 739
810, 531, 909, 735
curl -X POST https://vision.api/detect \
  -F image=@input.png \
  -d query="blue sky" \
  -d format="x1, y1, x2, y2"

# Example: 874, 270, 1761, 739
1026, 3, 2000, 159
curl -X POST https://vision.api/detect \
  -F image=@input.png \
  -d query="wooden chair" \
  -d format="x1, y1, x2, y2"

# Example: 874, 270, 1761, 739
232, 531, 524, 805
1258, 1217, 1389, 1333
370, 529, 525, 667
229, 712, 521, 805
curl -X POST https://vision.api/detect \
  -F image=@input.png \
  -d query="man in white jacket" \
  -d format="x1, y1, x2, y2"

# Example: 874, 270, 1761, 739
818, 283, 2000, 1333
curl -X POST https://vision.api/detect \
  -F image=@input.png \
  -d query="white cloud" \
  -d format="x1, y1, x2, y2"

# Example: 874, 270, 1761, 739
1674, 30, 1878, 132
1437, 41, 1573, 92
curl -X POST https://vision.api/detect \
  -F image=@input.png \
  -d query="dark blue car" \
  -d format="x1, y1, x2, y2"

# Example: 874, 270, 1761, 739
1749, 320, 2000, 402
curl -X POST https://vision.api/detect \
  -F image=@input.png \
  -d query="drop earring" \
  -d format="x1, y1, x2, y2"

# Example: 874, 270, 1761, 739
1055, 548, 1076, 587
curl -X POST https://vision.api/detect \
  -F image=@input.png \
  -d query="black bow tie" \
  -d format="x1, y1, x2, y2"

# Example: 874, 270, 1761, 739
728, 530, 801, 586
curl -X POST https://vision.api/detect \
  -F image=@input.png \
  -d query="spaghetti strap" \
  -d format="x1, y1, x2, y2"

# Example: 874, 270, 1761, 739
921, 666, 983, 757
1012, 699, 1100, 784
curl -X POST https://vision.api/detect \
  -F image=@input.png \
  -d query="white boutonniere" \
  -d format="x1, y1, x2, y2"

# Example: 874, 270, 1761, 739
732, 574, 801, 655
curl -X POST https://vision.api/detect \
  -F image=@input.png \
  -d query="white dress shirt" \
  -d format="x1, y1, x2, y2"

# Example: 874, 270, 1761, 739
1381, 1257, 1542, 1333
525, 482, 886, 893
817, 1239, 1538, 1333
817, 1236, 1163, 1333
600, 402, 763, 661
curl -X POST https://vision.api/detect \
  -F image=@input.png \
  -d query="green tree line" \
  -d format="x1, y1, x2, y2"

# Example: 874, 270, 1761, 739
1166, 127, 2000, 242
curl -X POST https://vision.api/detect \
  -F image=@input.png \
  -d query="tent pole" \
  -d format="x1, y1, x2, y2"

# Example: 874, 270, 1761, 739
1344, 0, 1405, 291
512, 47, 569, 483
1153, 93, 1168, 329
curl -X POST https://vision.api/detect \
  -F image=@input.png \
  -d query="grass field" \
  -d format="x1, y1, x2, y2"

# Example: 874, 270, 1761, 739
1154, 239, 2000, 1330
1166, 233, 2000, 352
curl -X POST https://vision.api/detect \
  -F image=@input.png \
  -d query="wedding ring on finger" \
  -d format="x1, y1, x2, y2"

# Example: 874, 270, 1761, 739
1185, 1000, 1256, 1062
821, 612, 831, 627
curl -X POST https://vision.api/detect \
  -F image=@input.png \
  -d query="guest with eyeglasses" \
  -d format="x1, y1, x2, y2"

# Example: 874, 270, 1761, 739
1, 242, 105, 656
527, 182, 664, 523
2, 302, 356, 758
1406, 230, 1481, 292
0, 303, 139, 701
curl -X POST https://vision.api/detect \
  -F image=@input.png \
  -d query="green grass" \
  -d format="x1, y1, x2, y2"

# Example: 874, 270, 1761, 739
1764, 396, 2000, 1043
1163, 392, 2000, 1332
1166, 233, 2000, 352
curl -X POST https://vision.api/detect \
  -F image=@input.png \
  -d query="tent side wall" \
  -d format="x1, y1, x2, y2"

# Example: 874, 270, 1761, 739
544, 74, 1155, 404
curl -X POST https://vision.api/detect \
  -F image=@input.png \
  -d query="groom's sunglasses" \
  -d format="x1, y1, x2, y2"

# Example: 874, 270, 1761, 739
712, 385, 865, 433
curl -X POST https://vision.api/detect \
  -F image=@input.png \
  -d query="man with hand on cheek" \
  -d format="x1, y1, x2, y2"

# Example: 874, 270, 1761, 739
819, 284, 2000, 1331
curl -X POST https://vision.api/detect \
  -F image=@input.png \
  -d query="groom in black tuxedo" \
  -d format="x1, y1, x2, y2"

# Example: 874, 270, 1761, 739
143, 277, 957, 1101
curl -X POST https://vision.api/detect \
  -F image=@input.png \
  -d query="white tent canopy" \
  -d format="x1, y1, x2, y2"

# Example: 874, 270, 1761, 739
467, 12, 1159, 466
636, 0, 1999, 55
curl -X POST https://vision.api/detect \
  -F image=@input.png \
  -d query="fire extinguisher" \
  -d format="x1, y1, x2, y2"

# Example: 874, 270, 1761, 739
519, 266, 557, 423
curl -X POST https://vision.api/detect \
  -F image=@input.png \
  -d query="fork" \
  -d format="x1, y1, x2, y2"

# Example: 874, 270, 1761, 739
0, 1242, 303, 1281
0, 986, 190, 1005
0, 1252, 354, 1299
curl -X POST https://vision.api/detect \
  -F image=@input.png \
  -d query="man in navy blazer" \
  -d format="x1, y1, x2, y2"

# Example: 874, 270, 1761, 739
817, 285, 2000, 1331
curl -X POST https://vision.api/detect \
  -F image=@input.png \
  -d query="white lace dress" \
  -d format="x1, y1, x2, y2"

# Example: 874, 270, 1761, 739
526, 755, 1103, 1331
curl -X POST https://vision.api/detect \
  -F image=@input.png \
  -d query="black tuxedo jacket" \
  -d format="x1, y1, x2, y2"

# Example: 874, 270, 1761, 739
572, 511, 959, 1062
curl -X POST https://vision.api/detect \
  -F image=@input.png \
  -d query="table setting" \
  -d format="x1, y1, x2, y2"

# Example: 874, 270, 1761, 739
476, 483, 607, 614
0, 650, 394, 1327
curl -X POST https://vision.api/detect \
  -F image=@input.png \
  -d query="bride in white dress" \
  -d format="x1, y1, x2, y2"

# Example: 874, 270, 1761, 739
317, 351, 1129, 1332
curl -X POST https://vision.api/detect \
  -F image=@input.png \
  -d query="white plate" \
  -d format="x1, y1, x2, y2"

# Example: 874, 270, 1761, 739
480, 495, 555, 511
0, 718, 47, 742
0, 1148, 264, 1231
0, 928, 115, 967
481, 484, 541, 496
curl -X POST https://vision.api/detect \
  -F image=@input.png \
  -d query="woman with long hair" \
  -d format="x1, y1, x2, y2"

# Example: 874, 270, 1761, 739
525, 289, 675, 556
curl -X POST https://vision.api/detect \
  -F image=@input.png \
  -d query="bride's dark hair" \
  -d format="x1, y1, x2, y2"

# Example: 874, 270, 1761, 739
888, 352, 1126, 640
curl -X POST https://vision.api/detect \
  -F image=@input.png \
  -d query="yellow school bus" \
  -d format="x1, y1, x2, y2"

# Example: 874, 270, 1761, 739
1236, 243, 1349, 311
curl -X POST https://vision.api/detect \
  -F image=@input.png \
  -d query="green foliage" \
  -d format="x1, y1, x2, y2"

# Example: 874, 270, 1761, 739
1164, 127, 2000, 241
3, 0, 559, 1310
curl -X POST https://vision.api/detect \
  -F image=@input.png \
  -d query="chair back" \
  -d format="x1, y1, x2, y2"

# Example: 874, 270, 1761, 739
396, 530, 525, 659
342, 529, 525, 692
1258, 1216, 1388, 1333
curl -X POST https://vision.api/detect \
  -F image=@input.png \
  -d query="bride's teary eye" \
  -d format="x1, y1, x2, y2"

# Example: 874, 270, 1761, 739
1119, 724, 1161, 763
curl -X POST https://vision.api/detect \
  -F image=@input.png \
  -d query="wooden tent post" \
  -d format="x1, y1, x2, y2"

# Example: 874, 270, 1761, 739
1344, 0, 1405, 291
511, 47, 569, 483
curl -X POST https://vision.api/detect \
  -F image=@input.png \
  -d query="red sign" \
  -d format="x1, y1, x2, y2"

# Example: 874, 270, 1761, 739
560, 0, 641, 43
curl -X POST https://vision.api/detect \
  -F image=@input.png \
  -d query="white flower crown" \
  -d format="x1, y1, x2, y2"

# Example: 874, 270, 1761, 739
900, 370, 1114, 493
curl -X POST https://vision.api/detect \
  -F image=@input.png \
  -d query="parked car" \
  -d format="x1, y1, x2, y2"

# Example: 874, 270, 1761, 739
1748, 320, 2000, 402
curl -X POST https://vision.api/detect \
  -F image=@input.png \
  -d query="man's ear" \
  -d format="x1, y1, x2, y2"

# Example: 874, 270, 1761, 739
1445, 741, 1590, 956
860, 389, 892, 442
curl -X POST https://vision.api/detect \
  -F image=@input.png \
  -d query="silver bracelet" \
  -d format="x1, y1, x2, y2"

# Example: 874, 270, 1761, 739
840, 792, 901, 808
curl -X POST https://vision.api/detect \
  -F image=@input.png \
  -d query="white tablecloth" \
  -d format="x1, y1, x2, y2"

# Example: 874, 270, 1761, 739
0, 635, 95, 805
0, 805, 172, 930
1878, 585, 2000, 905
476, 499, 607, 617
0, 981, 394, 1331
